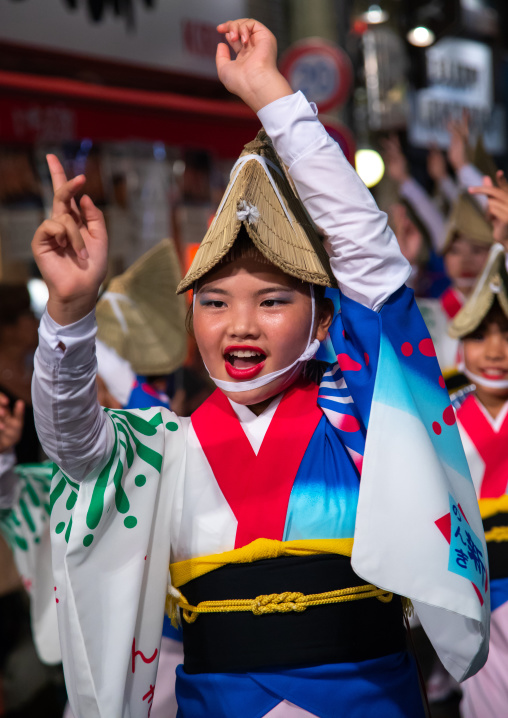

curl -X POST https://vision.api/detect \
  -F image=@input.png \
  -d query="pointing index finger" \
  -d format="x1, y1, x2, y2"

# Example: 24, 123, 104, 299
47, 154, 69, 192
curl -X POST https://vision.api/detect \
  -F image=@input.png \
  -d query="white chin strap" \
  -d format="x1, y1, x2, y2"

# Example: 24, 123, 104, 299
458, 362, 508, 390
196, 284, 320, 393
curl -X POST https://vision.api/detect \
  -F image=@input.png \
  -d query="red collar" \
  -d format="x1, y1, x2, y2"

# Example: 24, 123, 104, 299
440, 287, 464, 320
191, 379, 323, 548
458, 395, 508, 498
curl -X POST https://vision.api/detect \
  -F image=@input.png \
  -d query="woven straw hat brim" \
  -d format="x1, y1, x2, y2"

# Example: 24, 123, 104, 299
96, 239, 187, 375
441, 192, 494, 255
177, 132, 337, 294
449, 244, 508, 339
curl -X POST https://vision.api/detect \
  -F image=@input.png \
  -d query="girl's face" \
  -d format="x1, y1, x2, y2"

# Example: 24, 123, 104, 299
463, 310, 508, 400
444, 236, 490, 294
193, 257, 333, 410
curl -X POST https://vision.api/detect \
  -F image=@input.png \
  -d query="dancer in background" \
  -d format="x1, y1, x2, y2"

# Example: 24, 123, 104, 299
418, 193, 493, 377
449, 244, 508, 718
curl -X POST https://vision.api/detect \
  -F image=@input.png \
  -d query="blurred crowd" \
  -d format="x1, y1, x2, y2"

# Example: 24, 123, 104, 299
382, 114, 508, 383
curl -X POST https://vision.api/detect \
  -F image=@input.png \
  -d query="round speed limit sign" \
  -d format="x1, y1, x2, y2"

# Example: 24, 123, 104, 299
279, 39, 353, 113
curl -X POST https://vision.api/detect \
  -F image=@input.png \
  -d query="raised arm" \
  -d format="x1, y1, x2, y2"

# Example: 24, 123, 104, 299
31, 156, 112, 481
216, 19, 410, 311
381, 135, 446, 252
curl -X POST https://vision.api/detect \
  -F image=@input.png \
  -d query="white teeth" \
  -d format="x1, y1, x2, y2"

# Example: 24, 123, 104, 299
229, 350, 263, 358
484, 369, 505, 376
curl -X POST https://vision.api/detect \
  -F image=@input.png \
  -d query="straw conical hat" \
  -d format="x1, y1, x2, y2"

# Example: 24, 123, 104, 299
177, 130, 337, 294
449, 243, 508, 339
96, 239, 187, 375
441, 192, 493, 255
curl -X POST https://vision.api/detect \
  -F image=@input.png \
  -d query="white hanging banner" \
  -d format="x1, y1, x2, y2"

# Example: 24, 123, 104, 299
409, 37, 505, 154
0, 0, 246, 79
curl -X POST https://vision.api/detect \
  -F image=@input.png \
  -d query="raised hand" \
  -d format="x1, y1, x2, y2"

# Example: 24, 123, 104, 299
0, 394, 24, 454
32, 155, 108, 325
447, 112, 470, 172
381, 135, 410, 186
469, 172, 508, 247
427, 146, 448, 184
216, 18, 292, 112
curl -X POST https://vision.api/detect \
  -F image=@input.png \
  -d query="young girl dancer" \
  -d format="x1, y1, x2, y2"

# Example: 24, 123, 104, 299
30, 18, 488, 718
449, 243, 508, 718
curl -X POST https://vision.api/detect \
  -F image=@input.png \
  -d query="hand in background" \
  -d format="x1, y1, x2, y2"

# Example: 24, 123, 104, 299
216, 18, 292, 113
447, 112, 470, 173
0, 394, 24, 453
427, 146, 449, 184
389, 203, 424, 266
469, 172, 508, 248
381, 135, 410, 186
31, 155, 108, 325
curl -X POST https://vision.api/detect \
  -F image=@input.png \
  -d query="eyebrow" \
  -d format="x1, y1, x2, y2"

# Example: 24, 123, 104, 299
197, 287, 230, 296
198, 285, 295, 296
255, 286, 295, 296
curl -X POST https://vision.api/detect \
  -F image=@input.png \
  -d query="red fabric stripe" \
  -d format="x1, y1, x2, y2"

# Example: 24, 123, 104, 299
191, 380, 323, 548
439, 288, 463, 320
458, 395, 508, 498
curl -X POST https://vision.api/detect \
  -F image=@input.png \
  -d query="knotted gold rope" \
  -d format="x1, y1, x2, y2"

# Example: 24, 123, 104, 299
174, 583, 393, 624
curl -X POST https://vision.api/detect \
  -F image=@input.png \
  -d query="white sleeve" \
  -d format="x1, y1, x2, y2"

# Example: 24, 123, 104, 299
438, 176, 459, 205
257, 91, 411, 311
399, 177, 446, 253
32, 309, 114, 482
0, 451, 19, 509
457, 164, 488, 210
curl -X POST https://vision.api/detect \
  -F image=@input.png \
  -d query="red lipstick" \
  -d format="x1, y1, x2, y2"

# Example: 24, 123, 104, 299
223, 345, 266, 380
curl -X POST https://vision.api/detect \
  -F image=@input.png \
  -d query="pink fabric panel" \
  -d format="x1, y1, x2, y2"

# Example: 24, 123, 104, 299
152, 636, 184, 718
263, 699, 319, 718
461, 600, 508, 718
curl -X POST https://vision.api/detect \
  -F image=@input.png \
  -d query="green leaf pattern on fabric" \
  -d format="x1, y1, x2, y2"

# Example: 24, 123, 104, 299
49, 408, 167, 548
0, 464, 53, 553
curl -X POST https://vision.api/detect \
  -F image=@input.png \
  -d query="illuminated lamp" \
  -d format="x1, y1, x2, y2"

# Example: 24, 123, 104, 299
359, 4, 389, 24
355, 149, 385, 188
28, 278, 49, 318
407, 26, 435, 48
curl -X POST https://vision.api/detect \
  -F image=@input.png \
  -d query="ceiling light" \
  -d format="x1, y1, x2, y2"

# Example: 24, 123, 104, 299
360, 4, 389, 25
355, 149, 385, 188
407, 26, 436, 48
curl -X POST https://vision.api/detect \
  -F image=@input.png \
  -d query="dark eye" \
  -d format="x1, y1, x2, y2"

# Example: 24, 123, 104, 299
469, 332, 485, 342
261, 298, 287, 307
200, 300, 226, 308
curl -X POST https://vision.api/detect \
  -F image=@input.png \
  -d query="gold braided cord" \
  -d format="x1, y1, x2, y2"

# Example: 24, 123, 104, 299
485, 526, 508, 542
177, 584, 393, 624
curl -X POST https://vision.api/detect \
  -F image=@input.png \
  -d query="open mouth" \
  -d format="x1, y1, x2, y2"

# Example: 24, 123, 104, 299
224, 345, 267, 380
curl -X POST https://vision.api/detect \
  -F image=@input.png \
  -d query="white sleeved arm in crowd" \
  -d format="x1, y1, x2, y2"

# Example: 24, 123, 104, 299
457, 164, 488, 210
32, 309, 113, 483
399, 177, 447, 252
438, 166, 486, 208
438, 176, 459, 205
0, 450, 20, 509
258, 91, 411, 312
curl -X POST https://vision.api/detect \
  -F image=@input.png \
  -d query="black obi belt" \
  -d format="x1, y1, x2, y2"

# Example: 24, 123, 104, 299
483, 512, 508, 580
181, 553, 406, 674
